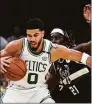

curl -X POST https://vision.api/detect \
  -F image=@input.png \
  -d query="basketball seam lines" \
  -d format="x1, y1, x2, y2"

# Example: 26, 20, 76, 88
11, 61, 27, 78
7, 70, 23, 77
10, 62, 26, 73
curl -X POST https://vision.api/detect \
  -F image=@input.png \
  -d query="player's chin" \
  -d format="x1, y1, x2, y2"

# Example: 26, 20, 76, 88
31, 45, 38, 51
31, 44, 38, 48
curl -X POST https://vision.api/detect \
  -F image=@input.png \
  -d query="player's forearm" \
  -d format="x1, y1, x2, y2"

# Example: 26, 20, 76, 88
73, 44, 84, 51
68, 49, 91, 68
67, 49, 82, 61
73, 41, 91, 53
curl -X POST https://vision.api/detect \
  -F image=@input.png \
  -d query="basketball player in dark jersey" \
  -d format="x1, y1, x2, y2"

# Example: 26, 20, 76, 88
45, 28, 91, 103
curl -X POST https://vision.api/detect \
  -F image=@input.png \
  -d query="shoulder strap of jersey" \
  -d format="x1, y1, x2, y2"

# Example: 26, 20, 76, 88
43, 39, 52, 53
19, 38, 26, 57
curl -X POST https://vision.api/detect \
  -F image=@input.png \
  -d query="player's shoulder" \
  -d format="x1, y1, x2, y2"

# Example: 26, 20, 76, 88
4, 38, 24, 51
42, 39, 53, 53
43, 39, 66, 48
7, 38, 23, 46
43, 39, 52, 44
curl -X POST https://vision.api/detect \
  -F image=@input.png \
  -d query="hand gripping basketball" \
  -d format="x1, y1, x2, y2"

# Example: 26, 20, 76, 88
1, 57, 27, 81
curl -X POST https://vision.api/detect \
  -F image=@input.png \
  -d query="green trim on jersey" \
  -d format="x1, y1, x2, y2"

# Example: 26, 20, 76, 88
19, 38, 25, 58
48, 42, 53, 64
0, 89, 7, 103
27, 39, 46, 57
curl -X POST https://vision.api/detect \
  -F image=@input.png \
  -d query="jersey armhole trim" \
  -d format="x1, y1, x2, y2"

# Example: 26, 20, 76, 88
19, 38, 25, 58
48, 42, 53, 64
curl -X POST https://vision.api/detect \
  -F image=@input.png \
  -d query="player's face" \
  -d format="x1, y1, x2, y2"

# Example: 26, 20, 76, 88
51, 33, 64, 44
51, 33, 69, 47
26, 29, 44, 51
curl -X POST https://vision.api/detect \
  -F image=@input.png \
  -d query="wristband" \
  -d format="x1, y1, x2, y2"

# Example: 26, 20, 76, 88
81, 53, 89, 65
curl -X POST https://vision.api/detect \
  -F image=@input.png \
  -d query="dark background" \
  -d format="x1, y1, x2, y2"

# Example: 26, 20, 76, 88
0, 0, 91, 44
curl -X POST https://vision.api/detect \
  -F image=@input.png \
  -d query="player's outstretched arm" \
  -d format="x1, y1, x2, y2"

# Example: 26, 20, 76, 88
73, 41, 91, 54
0, 39, 22, 73
50, 44, 91, 68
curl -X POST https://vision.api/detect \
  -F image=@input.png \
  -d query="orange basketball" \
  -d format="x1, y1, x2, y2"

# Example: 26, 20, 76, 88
3, 57, 27, 81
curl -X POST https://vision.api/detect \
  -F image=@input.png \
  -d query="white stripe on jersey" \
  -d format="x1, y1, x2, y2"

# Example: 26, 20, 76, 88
63, 68, 89, 85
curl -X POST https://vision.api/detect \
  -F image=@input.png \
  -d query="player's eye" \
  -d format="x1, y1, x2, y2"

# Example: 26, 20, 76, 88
50, 36, 54, 40
34, 33, 39, 37
27, 34, 32, 37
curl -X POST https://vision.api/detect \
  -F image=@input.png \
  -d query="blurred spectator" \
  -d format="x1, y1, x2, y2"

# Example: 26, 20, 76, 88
0, 36, 8, 51
0, 80, 8, 97
7, 26, 24, 42
0, 36, 8, 98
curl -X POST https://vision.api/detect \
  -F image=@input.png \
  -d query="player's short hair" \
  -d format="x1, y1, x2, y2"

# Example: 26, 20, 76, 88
26, 18, 44, 31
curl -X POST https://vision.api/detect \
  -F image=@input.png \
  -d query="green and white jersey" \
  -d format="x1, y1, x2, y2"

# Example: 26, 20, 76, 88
10, 38, 52, 88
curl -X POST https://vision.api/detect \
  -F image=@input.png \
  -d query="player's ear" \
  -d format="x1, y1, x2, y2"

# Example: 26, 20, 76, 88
42, 30, 45, 37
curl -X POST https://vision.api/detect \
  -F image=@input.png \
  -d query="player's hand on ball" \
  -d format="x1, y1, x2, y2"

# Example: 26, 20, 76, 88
0, 56, 11, 73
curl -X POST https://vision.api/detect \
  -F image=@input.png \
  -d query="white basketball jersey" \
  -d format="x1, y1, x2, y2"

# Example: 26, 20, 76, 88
9, 38, 52, 88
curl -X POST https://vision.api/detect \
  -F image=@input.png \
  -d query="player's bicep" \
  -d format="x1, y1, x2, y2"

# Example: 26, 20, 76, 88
0, 39, 22, 57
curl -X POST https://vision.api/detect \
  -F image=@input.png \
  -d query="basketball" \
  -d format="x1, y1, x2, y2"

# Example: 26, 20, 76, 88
3, 57, 27, 81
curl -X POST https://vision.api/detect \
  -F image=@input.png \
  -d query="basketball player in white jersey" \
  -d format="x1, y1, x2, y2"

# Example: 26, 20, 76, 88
0, 18, 91, 103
